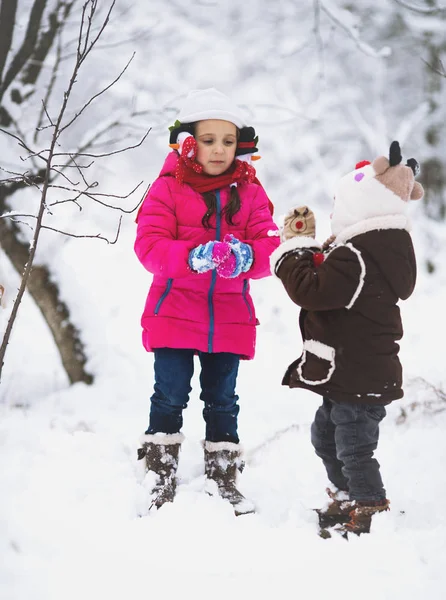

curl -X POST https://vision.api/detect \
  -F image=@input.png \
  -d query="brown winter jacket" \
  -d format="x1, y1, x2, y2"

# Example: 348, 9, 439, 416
273, 220, 416, 404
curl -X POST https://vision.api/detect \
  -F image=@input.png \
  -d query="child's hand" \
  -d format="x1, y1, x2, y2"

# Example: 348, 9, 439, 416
211, 241, 232, 268
215, 246, 237, 278
189, 241, 237, 274
188, 241, 217, 273
283, 206, 316, 240
188, 237, 254, 278
216, 235, 253, 278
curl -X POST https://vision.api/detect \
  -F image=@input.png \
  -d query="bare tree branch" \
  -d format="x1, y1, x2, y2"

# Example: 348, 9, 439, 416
34, 25, 65, 143
53, 161, 94, 169
48, 182, 141, 200
59, 52, 135, 134
77, 0, 116, 68
59, 30, 149, 63
422, 57, 446, 78
0, 212, 39, 220
392, 0, 446, 14
0, 0, 112, 382
47, 181, 144, 212
57, 121, 123, 173
0, 166, 41, 186
40, 218, 122, 244
53, 127, 151, 158
0, 168, 45, 189
0, 127, 37, 153
320, 1, 391, 58
42, 100, 55, 126
0, 0, 149, 385
0, 178, 27, 186
66, 154, 91, 186
49, 166, 80, 186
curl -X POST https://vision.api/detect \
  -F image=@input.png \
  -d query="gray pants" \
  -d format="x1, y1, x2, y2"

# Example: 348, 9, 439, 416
311, 397, 387, 502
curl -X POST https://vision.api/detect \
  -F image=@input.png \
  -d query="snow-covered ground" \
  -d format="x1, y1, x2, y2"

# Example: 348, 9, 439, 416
1, 208, 446, 600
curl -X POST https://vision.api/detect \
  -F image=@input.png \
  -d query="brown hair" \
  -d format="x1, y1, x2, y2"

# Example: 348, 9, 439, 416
202, 187, 241, 228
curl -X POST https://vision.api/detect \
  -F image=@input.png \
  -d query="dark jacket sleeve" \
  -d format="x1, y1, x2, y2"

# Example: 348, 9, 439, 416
276, 245, 363, 311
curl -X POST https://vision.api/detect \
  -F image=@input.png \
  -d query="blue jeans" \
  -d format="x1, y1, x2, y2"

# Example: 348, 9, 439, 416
310, 397, 387, 502
146, 348, 240, 444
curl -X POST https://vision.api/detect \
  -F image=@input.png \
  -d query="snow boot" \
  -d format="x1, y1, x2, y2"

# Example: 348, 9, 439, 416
203, 441, 255, 516
138, 433, 184, 510
315, 487, 353, 529
338, 498, 390, 535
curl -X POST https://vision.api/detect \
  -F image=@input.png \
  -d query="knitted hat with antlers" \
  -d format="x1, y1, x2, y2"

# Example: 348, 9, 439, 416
331, 141, 424, 237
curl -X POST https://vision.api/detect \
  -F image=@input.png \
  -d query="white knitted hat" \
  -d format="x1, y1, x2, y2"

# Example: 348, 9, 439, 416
177, 88, 246, 128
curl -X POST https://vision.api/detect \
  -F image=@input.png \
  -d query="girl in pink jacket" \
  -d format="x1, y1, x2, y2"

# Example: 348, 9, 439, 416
135, 88, 279, 515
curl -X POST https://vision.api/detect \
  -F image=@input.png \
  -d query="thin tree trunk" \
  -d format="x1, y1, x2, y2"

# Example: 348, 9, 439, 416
0, 0, 18, 88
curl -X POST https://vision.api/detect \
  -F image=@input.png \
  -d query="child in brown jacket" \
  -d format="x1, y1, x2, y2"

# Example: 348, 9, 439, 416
270, 141, 423, 535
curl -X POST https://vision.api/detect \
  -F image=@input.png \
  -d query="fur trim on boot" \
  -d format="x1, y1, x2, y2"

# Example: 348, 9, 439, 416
315, 487, 353, 529
337, 498, 390, 535
203, 441, 255, 516
138, 433, 184, 510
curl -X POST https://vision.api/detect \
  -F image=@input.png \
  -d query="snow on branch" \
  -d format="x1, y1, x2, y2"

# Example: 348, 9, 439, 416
422, 57, 446, 77
396, 377, 446, 424
320, 0, 391, 58
392, 0, 446, 14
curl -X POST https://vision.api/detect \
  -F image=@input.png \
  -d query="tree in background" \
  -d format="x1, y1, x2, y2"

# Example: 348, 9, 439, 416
127, 0, 444, 254
1, 0, 445, 398
0, 0, 147, 384
351, 0, 446, 221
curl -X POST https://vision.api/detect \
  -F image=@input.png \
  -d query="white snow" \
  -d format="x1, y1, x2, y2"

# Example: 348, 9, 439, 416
1, 216, 446, 599
1, 2, 446, 599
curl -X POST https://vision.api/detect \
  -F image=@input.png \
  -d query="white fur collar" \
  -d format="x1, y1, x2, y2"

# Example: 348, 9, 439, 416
334, 214, 410, 245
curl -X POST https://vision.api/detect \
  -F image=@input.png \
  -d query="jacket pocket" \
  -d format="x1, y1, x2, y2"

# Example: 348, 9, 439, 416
242, 279, 254, 322
364, 405, 387, 421
154, 279, 173, 315
297, 339, 336, 385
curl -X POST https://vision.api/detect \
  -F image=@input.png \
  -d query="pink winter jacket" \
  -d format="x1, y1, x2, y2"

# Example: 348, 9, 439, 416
134, 153, 280, 359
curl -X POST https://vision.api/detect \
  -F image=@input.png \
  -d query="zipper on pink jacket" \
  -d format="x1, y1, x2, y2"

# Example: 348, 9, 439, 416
154, 278, 173, 315
207, 189, 221, 352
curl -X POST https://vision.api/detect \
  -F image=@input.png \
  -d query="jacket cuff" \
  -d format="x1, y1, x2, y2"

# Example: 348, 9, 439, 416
270, 236, 321, 278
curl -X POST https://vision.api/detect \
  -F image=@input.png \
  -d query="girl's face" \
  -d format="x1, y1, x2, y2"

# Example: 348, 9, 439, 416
195, 119, 237, 175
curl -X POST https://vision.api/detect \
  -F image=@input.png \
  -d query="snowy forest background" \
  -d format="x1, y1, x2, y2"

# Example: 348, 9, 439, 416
1, 1, 446, 599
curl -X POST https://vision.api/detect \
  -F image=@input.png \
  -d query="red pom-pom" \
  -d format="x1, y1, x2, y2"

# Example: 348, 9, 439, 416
313, 252, 325, 267
355, 160, 371, 169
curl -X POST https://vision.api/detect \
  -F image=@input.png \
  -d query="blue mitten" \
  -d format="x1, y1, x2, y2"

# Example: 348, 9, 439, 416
223, 234, 254, 278
188, 241, 216, 273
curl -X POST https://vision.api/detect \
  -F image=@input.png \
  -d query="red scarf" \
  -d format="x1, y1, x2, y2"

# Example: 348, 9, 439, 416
161, 152, 274, 214
177, 158, 258, 192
